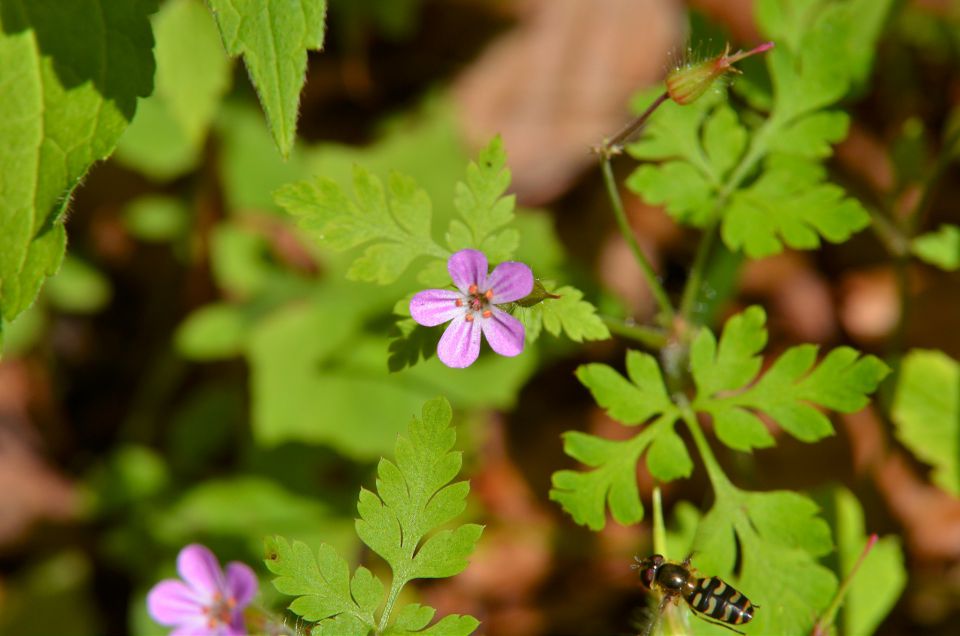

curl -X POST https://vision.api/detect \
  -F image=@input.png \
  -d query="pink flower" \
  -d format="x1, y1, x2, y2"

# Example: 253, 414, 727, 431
410, 249, 534, 368
147, 544, 258, 636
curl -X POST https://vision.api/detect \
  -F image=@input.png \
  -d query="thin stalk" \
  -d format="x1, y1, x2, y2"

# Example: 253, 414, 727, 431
811, 534, 880, 636
377, 577, 405, 634
601, 92, 670, 157
601, 315, 668, 349
678, 219, 719, 322
652, 486, 667, 556
600, 158, 676, 326
679, 403, 732, 493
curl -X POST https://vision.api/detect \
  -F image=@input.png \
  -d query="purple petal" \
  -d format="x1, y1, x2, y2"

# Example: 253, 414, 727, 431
447, 249, 488, 293
410, 289, 464, 327
177, 544, 224, 600
226, 611, 247, 636
437, 315, 482, 368
224, 562, 258, 608
481, 308, 525, 357
486, 261, 534, 303
170, 620, 218, 636
147, 579, 204, 626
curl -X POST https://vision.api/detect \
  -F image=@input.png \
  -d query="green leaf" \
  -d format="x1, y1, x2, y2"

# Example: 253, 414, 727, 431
0, 0, 155, 324
693, 306, 890, 449
722, 155, 869, 258
447, 136, 516, 256
264, 537, 375, 627
116, 0, 231, 179
206, 0, 327, 157
387, 317, 437, 372
576, 351, 675, 425
912, 224, 960, 271
44, 256, 112, 314
175, 303, 248, 360
550, 352, 684, 530
356, 397, 482, 585
516, 285, 610, 344
694, 486, 837, 636
891, 349, 960, 495
277, 167, 447, 284
123, 196, 189, 242
831, 487, 906, 636
157, 476, 354, 558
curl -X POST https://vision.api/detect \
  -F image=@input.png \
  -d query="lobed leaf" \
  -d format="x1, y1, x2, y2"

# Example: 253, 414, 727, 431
205, 0, 327, 157
277, 167, 448, 284
694, 306, 889, 449
516, 284, 610, 344
722, 156, 869, 258
694, 487, 837, 636
355, 397, 482, 584
264, 537, 374, 627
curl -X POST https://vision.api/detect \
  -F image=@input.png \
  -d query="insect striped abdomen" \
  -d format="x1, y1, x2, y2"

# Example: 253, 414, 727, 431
686, 576, 755, 626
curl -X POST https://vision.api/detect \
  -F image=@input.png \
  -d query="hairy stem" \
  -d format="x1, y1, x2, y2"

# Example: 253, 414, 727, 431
600, 158, 676, 326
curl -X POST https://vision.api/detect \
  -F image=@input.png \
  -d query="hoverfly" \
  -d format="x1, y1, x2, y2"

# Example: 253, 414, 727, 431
633, 554, 756, 635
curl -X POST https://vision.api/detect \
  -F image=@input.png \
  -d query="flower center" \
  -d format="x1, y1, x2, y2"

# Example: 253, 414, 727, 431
461, 284, 494, 322
204, 591, 237, 629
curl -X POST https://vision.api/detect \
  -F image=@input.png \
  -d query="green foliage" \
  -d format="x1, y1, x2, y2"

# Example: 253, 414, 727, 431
517, 284, 611, 344
123, 196, 189, 243
44, 256, 112, 315
0, 0, 156, 334
277, 135, 607, 362
692, 306, 890, 448
891, 349, 960, 495
265, 398, 480, 635
116, 0, 231, 180
830, 487, 906, 636
626, 0, 893, 258
694, 486, 837, 636
552, 306, 889, 531
205, 0, 327, 157
911, 224, 960, 271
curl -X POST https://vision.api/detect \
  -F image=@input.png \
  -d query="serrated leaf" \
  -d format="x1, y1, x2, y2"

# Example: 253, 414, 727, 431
264, 537, 371, 624
385, 610, 479, 636
576, 350, 675, 425
693, 306, 890, 449
449, 136, 515, 250
0, 0, 155, 323
912, 224, 960, 271
767, 110, 849, 159
625, 162, 714, 226
722, 155, 869, 258
387, 317, 438, 372
277, 168, 447, 284
517, 285, 609, 344
891, 349, 960, 495
694, 487, 837, 636
206, 0, 327, 157
356, 398, 482, 586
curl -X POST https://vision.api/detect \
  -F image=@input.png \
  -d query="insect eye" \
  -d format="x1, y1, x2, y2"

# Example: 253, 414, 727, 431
642, 567, 656, 587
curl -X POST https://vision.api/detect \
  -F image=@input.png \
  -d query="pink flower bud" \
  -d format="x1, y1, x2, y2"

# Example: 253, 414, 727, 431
666, 42, 774, 105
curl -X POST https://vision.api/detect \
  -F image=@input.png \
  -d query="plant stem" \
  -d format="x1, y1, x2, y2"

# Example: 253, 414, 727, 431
679, 403, 732, 493
601, 315, 668, 348
601, 92, 670, 156
811, 534, 880, 636
678, 219, 719, 322
377, 577, 405, 634
600, 158, 676, 327
652, 486, 667, 556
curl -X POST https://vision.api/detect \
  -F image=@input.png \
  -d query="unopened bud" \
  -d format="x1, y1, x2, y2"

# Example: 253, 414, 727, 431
666, 42, 774, 105
516, 279, 561, 308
